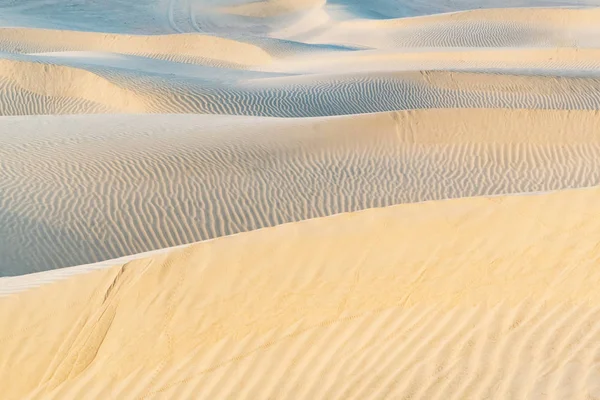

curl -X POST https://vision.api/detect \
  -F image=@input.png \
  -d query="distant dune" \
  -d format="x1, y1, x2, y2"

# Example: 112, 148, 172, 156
0, 29, 273, 65
0, 8, 596, 115
2, 0, 600, 398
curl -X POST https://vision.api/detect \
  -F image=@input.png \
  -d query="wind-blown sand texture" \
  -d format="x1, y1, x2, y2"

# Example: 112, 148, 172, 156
4, 187, 600, 399
3, 109, 600, 275
2, 0, 600, 398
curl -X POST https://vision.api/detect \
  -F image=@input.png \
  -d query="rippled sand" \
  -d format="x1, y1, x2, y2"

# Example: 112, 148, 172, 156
2, 109, 600, 275
1, 0, 600, 398
4, 187, 600, 399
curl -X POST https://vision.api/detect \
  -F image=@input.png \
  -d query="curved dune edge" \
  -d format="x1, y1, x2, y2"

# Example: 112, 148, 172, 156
2, 109, 600, 274
271, 47, 600, 73
0, 28, 272, 66
3, 185, 600, 398
0, 59, 146, 113
3, 65, 600, 116
309, 7, 600, 49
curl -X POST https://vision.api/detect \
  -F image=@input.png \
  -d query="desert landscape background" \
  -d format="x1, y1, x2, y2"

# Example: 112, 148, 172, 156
2, 0, 600, 398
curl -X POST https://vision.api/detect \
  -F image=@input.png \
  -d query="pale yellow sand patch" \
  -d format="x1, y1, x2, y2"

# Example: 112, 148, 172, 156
1, 2, 600, 398
307, 7, 600, 49
0, 59, 145, 113
270, 47, 600, 74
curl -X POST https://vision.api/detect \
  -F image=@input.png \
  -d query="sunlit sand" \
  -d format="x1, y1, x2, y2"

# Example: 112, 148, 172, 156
1, 0, 600, 398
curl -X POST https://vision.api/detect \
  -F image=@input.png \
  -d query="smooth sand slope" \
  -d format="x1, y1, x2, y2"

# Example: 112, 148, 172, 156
2, 186, 600, 399
3, 109, 600, 275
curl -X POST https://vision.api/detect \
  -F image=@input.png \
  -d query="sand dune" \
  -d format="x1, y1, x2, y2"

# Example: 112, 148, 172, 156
2, 1, 600, 398
0, 59, 145, 114
1, 0, 599, 33
0, 7, 595, 116
2, 64, 600, 115
0, 28, 273, 66
307, 9, 600, 49
3, 186, 600, 399
219, 0, 326, 18
269, 47, 600, 74
2, 109, 600, 275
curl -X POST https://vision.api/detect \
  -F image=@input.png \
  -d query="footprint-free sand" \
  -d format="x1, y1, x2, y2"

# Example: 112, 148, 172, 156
1, 0, 600, 398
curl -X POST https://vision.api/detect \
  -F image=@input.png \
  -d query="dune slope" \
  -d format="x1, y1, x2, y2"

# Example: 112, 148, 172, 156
2, 186, 600, 399
2, 0, 600, 398
0, 6, 597, 115
2, 109, 600, 274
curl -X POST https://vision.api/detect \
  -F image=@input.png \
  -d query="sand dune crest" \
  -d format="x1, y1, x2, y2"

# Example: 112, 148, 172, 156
2, 109, 600, 274
2, 1, 600, 398
0, 59, 145, 113
2, 186, 600, 398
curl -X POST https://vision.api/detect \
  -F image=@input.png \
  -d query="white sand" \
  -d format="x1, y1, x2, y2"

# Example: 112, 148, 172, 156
1, 0, 600, 398
0, 7, 598, 115
2, 109, 600, 275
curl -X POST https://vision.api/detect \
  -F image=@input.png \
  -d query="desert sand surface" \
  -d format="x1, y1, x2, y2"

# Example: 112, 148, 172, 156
3, 109, 600, 275
3, 187, 600, 399
2, 0, 600, 398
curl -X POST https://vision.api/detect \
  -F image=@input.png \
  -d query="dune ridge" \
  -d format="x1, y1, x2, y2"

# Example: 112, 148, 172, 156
0, 7, 595, 116
2, 1, 600, 398
2, 185, 600, 398
269, 47, 600, 74
2, 108, 600, 275
0, 28, 273, 66
0, 59, 145, 114
2, 65, 600, 115
303, 7, 600, 48
352, 7, 600, 26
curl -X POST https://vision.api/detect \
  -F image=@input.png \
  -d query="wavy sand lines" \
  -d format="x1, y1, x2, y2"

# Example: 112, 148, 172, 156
0, 7, 596, 116
1, 1, 600, 398
2, 109, 600, 275
3, 186, 600, 398
2, 62, 600, 116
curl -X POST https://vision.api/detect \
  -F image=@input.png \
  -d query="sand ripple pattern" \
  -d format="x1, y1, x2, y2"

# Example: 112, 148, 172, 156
0, 7, 596, 116
2, 2, 600, 398
316, 8, 600, 49
2, 109, 600, 275
3, 60, 600, 115
3, 185, 600, 399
